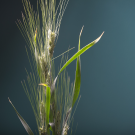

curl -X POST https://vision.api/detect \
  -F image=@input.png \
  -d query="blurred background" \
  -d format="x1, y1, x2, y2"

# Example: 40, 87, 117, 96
1, 0, 135, 135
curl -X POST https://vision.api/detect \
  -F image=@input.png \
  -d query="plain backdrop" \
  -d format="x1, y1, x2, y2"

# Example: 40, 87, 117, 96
1, 0, 135, 135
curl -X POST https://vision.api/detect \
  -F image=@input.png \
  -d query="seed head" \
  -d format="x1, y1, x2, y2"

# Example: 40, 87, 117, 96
62, 123, 69, 135
38, 52, 48, 80
48, 29, 56, 57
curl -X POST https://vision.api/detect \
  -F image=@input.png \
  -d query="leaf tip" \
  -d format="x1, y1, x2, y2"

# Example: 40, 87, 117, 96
8, 97, 12, 104
79, 25, 84, 37
39, 83, 42, 85
39, 83, 48, 87
95, 31, 104, 43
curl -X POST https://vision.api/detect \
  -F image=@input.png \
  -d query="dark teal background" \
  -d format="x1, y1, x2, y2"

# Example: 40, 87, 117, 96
1, 0, 135, 134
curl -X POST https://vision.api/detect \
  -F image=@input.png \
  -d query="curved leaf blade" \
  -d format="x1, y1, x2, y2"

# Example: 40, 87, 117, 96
72, 26, 83, 107
58, 31, 104, 75
8, 97, 34, 135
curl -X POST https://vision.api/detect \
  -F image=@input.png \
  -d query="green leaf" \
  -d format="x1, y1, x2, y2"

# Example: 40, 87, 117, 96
51, 31, 104, 98
49, 126, 52, 131
8, 97, 34, 135
58, 31, 104, 75
72, 26, 83, 108
34, 28, 37, 45
46, 86, 51, 130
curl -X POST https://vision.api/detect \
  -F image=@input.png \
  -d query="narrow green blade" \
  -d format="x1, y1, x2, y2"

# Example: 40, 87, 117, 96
72, 26, 83, 108
46, 86, 51, 129
51, 31, 104, 98
8, 98, 34, 135
58, 31, 104, 75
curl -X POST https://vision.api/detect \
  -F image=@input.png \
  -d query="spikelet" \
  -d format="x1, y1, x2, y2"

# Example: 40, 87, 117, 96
48, 29, 56, 58
46, 70, 51, 86
38, 52, 48, 81
54, 111, 62, 135
62, 123, 69, 135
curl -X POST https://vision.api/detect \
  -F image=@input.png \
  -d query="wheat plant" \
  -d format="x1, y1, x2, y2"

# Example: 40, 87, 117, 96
8, 0, 104, 135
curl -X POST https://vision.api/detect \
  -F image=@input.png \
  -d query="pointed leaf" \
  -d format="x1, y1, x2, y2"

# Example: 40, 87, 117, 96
72, 26, 83, 107
50, 31, 104, 97
58, 31, 104, 75
8, 98, 34, 135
